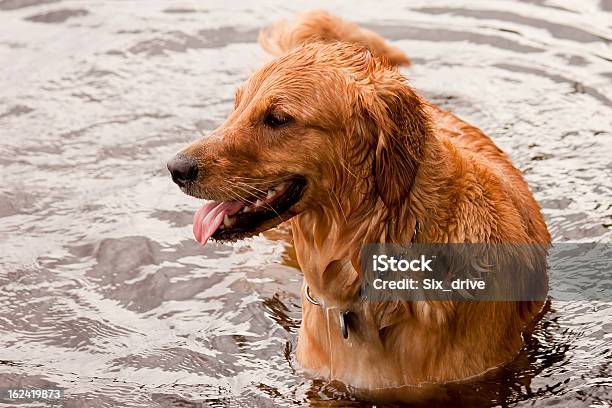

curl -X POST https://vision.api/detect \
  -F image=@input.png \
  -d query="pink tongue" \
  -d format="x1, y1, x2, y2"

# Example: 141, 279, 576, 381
193, 201, 244, 245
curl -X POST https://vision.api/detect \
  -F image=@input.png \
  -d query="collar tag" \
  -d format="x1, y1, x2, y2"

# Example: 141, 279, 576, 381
340, 310, 349, 339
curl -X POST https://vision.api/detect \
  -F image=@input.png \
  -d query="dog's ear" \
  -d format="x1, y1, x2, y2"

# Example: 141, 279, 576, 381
361, 76, 429, 207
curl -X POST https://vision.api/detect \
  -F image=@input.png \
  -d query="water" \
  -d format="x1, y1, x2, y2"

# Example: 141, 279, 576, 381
0, 0, 610, 406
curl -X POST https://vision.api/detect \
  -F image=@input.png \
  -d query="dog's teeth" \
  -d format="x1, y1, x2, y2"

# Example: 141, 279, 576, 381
274, 183, 286, 191
266, 189, 277, 199
223, 214, 234, 227
242, 206, 251, 213
255, 199, 264, 207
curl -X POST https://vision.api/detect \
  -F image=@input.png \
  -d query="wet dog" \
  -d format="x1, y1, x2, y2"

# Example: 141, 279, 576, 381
168, 10, 550, 389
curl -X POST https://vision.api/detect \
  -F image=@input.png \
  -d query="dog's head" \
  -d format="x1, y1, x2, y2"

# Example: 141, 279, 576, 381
168, 43, 429, 244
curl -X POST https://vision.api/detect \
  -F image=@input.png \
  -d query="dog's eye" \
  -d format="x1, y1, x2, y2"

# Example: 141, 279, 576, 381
263, 112, 293, 128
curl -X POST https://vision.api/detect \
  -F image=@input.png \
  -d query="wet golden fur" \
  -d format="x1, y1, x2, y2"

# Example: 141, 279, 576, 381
179, 10, 551, 389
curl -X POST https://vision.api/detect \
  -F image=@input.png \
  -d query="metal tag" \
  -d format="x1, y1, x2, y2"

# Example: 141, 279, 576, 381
340, 311, 349, 339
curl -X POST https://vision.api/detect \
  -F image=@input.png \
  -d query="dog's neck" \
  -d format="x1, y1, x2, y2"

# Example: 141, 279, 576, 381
292, 128, 459, 309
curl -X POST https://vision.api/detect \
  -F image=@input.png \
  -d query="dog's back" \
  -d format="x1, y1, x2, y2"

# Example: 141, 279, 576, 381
259, 10, 410, 66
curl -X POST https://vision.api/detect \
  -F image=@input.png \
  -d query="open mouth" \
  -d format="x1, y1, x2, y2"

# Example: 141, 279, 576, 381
192, 176, 306, 244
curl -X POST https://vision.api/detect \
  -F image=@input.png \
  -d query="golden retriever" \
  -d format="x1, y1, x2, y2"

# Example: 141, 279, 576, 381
167, 10, 551, 390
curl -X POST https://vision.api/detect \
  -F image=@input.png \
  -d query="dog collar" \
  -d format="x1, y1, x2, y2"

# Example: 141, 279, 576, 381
304, 283, 350, 339
304, 283, 320, 306
303, 220, 420, 340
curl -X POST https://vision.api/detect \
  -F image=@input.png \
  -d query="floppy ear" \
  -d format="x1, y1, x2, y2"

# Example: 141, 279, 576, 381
363, 77, 430, 207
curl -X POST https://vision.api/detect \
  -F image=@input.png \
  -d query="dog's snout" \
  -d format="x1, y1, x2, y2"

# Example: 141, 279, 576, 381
167, 155, 199, 187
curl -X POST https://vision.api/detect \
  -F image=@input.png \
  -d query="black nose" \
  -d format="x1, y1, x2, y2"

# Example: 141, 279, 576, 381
167, 155, 199, 187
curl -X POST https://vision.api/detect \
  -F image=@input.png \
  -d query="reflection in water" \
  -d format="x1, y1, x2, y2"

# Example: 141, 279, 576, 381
0, 0, 610, 406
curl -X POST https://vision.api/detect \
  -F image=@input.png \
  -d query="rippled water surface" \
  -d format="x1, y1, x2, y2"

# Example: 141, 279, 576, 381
1, 0, 611, 406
